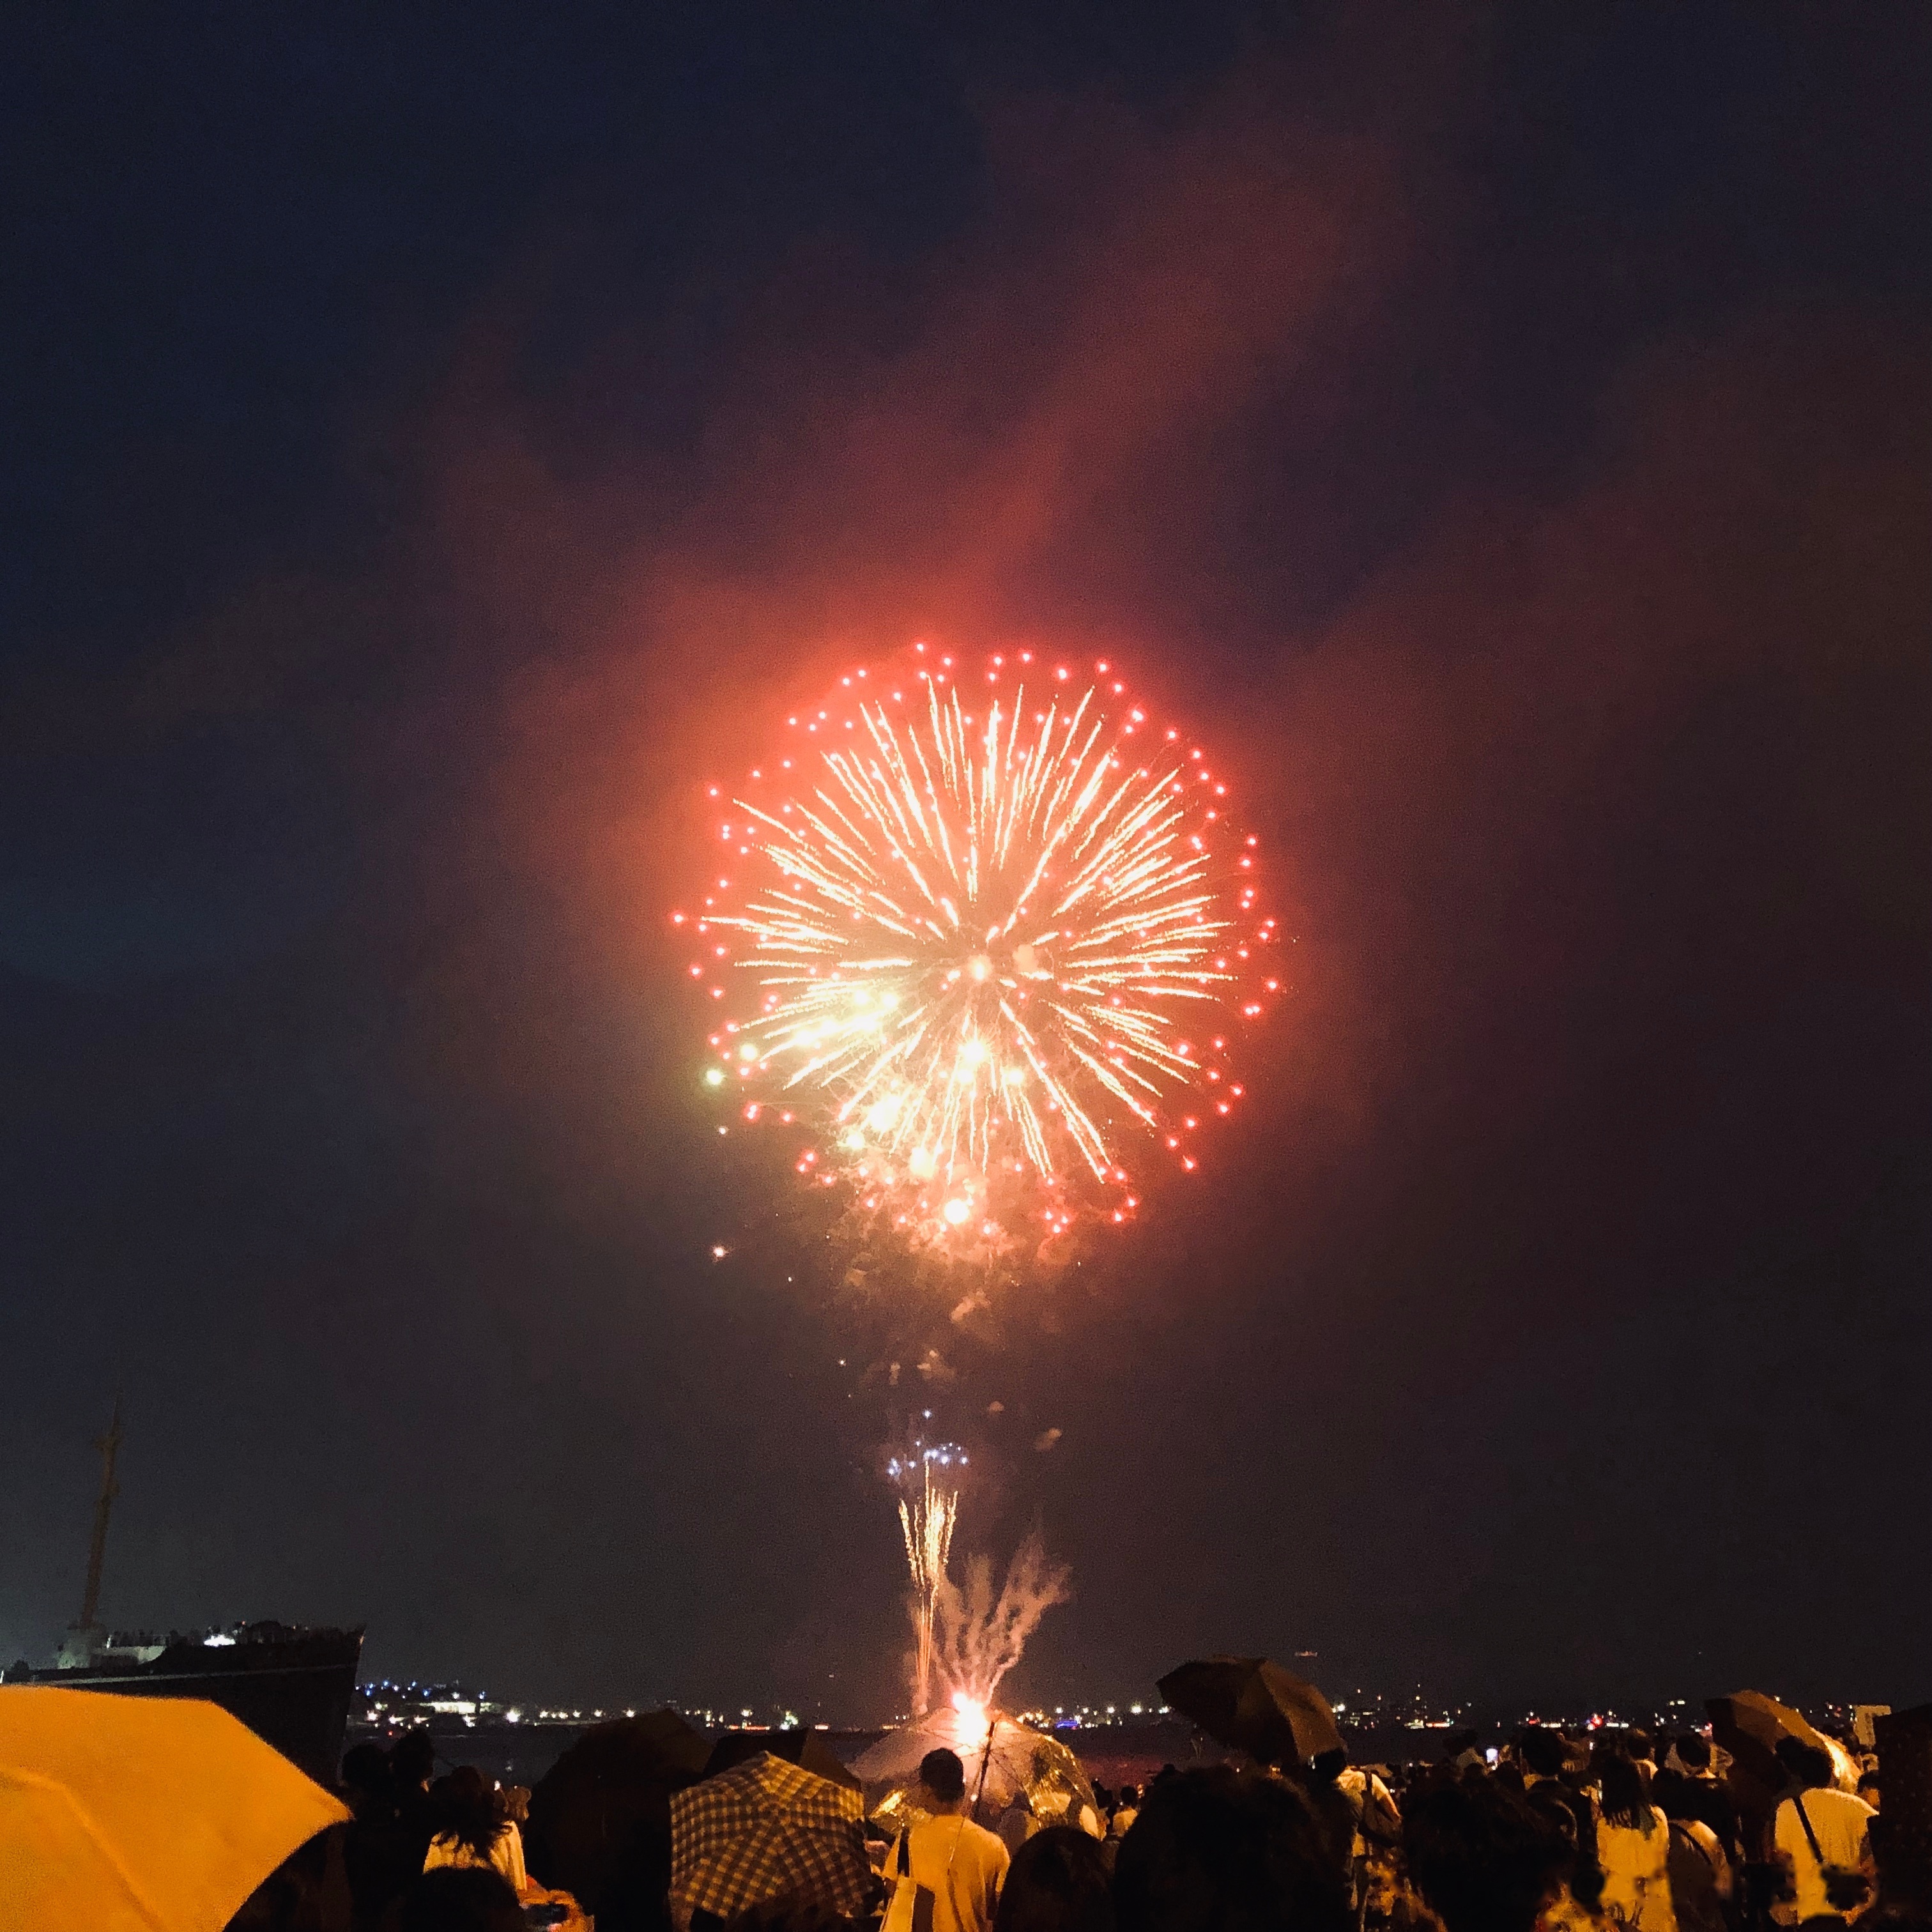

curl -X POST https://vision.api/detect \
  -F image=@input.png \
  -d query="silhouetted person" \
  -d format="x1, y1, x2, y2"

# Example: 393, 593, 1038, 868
1654, 1772, 1731, 1932
994, 1788, 1037, 1857
1524, 1776, 1607, 1924
1658, 1735, 1741, 1862
993, 1826, 1114, 1932
391, 1730, 437, 1797
1297, 1752, 1359, 1893
1402, 1775, 1572, 1932
392, 1732, 442, 1885
1114, 1765, 1350, 1932
1514, 1738, 1597, 1920
379, 1867, 524, 1932
1517, 1728, 1569, 1790
346, 1733, 441, 1930
342, 1744, 397, 1820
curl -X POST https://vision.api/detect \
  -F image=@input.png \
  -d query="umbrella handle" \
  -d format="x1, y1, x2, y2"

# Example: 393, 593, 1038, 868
971, 1716, 997, 1820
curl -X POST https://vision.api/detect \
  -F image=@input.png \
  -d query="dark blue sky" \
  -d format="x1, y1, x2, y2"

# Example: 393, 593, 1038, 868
1, 4, 1926, 1718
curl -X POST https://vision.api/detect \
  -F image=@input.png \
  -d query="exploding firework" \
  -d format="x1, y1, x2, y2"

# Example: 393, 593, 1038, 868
682, 642, 1276, 1246
889, 1437, 965, 1715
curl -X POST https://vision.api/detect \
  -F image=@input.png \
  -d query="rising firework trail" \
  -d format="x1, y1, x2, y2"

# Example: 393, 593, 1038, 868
681, 642, 1277, 1247
889, 1437, 964, 1715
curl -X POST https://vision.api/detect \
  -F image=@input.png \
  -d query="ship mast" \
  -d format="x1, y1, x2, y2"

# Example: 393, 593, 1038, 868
61, 1397, 121, 1666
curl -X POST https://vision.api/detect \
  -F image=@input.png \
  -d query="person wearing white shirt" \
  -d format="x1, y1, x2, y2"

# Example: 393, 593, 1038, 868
884, 1748, 1009, 1932
1596, 1753, 1677, 1931
1772, 1742, 1874, 1925
422, 1765, 530, 1896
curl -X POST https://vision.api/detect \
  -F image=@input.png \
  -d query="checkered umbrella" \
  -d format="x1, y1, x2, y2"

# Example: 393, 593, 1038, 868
671, 1750, 875, 1923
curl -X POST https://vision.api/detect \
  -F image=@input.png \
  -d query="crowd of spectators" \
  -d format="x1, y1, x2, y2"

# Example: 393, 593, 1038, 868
209, 1712, 1924, 1932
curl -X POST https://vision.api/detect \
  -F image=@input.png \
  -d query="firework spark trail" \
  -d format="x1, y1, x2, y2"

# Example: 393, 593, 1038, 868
685, 645, 1276, 1243
892, 1443, 963, 1715
932, 1528, 1072, 1710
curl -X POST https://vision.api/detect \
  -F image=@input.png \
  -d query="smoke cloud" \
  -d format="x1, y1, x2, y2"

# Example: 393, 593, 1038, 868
933, 1528, 1074, 1708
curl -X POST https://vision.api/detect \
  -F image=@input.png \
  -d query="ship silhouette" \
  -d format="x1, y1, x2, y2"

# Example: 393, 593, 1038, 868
3, 1399, 362, 1782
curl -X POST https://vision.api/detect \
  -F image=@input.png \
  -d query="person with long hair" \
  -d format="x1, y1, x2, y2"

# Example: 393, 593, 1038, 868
1595, 1752, 1676, 1930
424, 1766, 529, 1897
993, 1826, 1114, 1932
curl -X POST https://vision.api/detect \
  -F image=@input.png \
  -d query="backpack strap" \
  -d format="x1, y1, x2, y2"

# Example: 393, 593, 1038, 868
1669, 1818, 1715, 1869
1792, 1793, 1825, 1866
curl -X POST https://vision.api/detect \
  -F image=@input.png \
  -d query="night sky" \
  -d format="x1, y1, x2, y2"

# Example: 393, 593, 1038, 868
2, 6, 1927, 1722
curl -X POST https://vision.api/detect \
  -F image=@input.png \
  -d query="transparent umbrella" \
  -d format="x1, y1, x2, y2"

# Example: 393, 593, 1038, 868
852, 1705, 1094, 1831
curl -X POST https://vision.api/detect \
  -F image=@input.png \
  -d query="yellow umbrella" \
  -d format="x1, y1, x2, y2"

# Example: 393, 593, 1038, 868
0, 1685, 349, 1932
